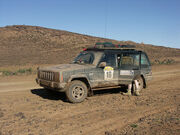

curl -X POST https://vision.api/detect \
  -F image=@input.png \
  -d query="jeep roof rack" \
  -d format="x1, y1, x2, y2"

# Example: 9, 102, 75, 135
94, 42, 136, 49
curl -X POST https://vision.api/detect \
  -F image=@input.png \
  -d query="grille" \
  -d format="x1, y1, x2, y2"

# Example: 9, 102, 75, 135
39, 71, 55, 81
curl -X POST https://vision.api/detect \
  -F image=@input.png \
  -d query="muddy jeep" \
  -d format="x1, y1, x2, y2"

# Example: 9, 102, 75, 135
36, 43, 152, 103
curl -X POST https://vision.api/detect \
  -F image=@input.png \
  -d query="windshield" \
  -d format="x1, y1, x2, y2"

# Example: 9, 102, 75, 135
73, 51, 94, 64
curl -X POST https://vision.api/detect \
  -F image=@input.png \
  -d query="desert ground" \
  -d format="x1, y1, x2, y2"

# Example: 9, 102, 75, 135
0, 64, 179, 135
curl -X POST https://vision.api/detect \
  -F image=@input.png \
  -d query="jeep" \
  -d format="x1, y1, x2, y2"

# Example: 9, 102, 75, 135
36, 42, 152, 103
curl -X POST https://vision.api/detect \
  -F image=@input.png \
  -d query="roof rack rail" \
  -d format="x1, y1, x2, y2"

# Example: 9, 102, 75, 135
94, 42, 136, 49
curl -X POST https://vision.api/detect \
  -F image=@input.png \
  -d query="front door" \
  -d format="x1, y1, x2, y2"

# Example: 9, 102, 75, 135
90, 53, 119, 88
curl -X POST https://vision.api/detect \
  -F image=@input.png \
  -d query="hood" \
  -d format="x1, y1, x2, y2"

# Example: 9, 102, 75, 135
39, 64, 94, 72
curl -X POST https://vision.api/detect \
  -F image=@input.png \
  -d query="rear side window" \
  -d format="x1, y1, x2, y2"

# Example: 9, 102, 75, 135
141, 53, 150, 67
120, 53, 140, 69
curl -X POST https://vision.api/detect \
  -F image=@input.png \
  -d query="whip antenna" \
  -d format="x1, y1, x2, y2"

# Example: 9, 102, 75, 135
104, 0, 109, 38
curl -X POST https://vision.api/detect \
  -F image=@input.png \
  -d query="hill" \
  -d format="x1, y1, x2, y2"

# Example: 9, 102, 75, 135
0, 25, 180, 67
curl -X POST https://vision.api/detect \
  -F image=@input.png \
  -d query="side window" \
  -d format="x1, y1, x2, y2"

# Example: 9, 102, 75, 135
120, 53, 140, 69
141, 53, 150, 67
101, 53, 116, 67
134, 54, 140, 66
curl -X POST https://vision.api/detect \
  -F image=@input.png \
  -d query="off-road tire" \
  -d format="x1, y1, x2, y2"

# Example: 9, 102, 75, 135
65, 80, 88, 103
134, 76, 144, 91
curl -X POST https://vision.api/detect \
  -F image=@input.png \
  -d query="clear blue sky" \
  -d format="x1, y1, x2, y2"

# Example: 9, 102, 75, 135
0, 0, 180, 48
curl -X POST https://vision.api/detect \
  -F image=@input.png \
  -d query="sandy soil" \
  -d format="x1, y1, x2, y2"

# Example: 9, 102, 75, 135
0, 64, 180, 135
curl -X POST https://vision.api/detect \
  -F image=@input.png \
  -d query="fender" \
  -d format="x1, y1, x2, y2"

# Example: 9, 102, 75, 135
68, 74, 92, 87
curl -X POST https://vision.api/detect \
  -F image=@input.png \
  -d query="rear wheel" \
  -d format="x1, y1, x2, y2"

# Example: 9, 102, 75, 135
135, 77, 144, 91
136, 77, 144, 91
65, 80, 88, 103
133, 76, 144, 95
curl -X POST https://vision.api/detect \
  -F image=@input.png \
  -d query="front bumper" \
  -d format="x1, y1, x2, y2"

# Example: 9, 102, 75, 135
36, 78, 66, 92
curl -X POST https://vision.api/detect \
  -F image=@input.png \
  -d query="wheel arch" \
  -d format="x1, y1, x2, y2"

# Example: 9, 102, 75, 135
68, 75, 91, 90
133, 74, 146, 88
141, 74, 146, 88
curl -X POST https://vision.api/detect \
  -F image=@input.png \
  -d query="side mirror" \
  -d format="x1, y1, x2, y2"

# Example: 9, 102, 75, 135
98, 62, 106, 68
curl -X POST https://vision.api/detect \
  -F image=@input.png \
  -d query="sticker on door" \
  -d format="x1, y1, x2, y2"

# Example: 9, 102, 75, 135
120, 70, 134, 75
104, 66, 114, 80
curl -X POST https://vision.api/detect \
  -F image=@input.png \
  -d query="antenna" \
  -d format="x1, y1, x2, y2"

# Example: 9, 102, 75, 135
104, 0, 109, 38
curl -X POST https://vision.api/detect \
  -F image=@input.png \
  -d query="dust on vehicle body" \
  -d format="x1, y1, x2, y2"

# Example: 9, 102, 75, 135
36, 42, 152, 103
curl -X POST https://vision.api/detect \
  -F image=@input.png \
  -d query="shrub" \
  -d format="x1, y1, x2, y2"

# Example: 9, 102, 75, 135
17, 69, 26, 73
152, 59, 175, 65
2, 71, 13, 76
1, 67, 35, 76
26, 68, 32, 73
130, 124, 138, 128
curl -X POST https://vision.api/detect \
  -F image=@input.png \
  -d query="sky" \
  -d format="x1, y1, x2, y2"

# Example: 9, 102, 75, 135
0, 0, 180, 48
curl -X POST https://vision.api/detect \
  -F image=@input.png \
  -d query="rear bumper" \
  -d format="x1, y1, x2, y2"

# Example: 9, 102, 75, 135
36, 78, 66, 92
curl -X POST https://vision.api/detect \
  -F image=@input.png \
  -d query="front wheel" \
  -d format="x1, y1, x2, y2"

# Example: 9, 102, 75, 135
65, 80, 88, 103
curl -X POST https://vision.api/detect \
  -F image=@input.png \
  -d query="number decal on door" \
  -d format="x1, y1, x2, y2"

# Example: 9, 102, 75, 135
104, 66, 114, 80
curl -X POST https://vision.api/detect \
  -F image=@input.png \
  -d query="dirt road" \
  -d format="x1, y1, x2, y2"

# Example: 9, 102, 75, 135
0, 64, 180, 135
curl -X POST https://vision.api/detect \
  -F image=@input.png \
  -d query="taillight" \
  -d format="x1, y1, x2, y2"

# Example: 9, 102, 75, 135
61, 73, 63, 82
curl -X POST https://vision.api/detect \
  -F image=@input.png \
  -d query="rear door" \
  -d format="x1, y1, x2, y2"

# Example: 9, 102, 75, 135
118, 52, 141, 84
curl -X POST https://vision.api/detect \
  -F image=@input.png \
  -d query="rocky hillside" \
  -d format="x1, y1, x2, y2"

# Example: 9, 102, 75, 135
0, 25, 180, 66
